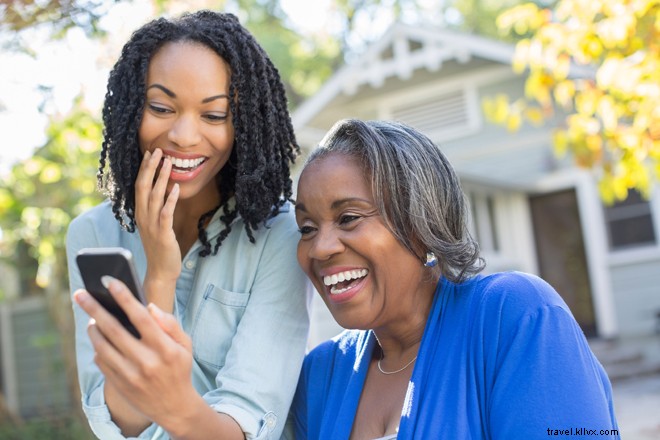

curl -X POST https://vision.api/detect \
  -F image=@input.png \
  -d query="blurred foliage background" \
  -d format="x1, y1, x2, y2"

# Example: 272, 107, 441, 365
1, 0, 659, 436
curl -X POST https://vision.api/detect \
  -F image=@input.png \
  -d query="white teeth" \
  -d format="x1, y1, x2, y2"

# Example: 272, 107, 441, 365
323, 269, 368, 288
166, 155, 205, 169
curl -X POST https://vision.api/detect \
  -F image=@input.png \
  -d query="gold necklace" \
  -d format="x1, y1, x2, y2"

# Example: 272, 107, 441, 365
377, 352, 418, 375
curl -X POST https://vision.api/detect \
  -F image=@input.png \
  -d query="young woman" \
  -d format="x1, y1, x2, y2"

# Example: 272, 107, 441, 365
66, 11, 310, 440
287, 119, 619, 439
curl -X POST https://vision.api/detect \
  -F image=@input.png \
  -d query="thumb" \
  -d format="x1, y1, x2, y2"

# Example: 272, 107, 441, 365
147, 303, 192, 353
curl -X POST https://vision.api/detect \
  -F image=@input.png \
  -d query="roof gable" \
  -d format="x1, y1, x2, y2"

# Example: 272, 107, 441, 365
292, 22, 516, 129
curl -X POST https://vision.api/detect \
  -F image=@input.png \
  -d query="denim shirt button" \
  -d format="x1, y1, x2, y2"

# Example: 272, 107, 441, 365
264, 413, 277, 428
184, 259, 196, 270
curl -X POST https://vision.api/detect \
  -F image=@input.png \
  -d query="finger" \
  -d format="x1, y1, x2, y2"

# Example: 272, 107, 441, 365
74, 289, 142, 353
74, 289, 119, 326
135, 148, 163, 223
87, 318, 140, 381
161, 183, 179, 232
149, 157, 172, 223
103, 276, 161, 343
148, 303, 192, 353
135, 150, 154, 213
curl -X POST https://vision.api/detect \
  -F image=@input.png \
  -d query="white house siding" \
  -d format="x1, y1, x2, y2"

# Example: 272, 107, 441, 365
609, 253, 660, 337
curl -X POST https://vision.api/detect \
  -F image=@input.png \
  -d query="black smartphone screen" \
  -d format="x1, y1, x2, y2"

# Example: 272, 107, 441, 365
76, 247, 146, 338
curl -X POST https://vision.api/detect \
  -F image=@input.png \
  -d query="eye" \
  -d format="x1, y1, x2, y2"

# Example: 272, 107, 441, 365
148, 104, 171, 114
298, 225, 316, 236
203, 113, 228, 123
339, 214, 360, 225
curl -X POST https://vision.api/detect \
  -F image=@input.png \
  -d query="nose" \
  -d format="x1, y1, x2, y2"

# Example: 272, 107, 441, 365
307, 225, 345, 261
167, 114, 202, 147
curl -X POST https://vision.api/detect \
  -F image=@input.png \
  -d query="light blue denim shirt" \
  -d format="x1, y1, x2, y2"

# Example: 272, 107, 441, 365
66, 199, 311, 440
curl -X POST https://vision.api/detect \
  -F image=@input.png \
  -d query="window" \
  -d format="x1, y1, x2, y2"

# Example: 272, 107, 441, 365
604, 189, 656, 250
468, 191, 500, 253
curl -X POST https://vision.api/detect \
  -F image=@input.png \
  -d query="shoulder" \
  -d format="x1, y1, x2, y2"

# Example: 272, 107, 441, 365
66, 200, 143, 258
263, 200, 299, 235
473, 271, 569, 314
253, 200, 301, 255
66, 200, 117, 247
68, 200, 114, 232
447, 271, 575, 338
457, 272, 581, 347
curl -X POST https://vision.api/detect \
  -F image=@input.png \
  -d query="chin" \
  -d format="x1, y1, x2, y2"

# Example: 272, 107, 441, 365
327, 308, 371, 331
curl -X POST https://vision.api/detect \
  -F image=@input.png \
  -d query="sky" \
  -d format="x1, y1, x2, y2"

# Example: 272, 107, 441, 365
0, 0, 336, 175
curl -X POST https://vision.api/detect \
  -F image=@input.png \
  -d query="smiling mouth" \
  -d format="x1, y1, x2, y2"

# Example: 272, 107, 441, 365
323, 269, 368, 295
165, 155, 207, 173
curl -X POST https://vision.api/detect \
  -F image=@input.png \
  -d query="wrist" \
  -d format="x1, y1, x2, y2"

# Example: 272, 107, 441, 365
161, 393, 212, 439
143, 275, 177, 311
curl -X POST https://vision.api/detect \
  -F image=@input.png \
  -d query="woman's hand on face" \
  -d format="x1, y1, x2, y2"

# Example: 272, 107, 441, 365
135, 148, 181, 304
73, 277, 196, 426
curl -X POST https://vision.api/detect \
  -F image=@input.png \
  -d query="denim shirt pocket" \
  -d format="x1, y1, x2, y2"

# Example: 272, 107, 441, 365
191, 284, 249, 370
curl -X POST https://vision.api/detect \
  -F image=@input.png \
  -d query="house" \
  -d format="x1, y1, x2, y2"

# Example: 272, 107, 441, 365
292, 22, 660, 349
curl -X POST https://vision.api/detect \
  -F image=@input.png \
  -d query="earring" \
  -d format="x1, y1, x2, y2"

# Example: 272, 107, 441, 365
424, 252, 438, 267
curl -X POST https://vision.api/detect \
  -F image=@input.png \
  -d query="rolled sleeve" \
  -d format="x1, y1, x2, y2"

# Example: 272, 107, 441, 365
81, 387, 159, 440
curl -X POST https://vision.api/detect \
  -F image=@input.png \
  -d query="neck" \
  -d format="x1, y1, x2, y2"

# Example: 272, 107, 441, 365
372, 276, 437, 364
172, 187, 223, 257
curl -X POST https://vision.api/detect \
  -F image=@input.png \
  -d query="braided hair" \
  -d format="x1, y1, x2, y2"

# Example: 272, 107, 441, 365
97, 10, 299, 256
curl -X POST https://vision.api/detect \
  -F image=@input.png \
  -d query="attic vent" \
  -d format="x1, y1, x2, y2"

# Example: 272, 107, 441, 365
391, 89, 474, 140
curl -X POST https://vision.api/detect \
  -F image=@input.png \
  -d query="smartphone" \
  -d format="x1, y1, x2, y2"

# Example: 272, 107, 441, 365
76, 247, 147, 338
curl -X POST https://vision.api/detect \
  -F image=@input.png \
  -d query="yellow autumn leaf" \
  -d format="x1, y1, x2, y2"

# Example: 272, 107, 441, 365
596, 56, 622, 89
618, 129, 641, 150
611, 175, 631, 202
524, 107, 545, 125
597, 16, 634, 49
482, 94, 510, 124
553, 129, 569, 157
506, 112, 522, 132
512, 40, 530, 74
575, 87, 601, 116
598, 178, 616, 206
552, 54, 571, 81
597, 95, 618, 131
554, 80, 576, 108
586, 134, 603, 152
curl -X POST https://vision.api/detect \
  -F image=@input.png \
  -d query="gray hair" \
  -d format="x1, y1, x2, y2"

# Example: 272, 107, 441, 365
305, 119, 485, 283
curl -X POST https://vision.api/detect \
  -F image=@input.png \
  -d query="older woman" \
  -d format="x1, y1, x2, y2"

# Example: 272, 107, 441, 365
286, 119, 619, 439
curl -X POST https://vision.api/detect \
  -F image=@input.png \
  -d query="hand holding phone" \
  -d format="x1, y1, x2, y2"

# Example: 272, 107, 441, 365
76, 247, 147, 338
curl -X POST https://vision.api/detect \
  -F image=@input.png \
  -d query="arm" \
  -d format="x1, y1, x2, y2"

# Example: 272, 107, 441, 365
74, 281, 245, 440
482, 274, 619, 439
67, 210, 152, 440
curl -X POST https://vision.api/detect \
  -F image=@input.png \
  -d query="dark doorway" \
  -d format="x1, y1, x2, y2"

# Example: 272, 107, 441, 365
529, 189, 597, 337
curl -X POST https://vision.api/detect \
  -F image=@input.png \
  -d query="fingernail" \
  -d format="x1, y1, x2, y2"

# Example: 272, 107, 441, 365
101, 275, 117, 289
74, 290, 88, 304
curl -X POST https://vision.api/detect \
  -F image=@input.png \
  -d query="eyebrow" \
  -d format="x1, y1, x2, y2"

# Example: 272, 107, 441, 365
295, 197, 372, 213
146, 84, 229, 103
